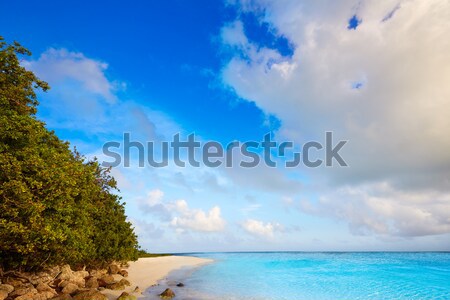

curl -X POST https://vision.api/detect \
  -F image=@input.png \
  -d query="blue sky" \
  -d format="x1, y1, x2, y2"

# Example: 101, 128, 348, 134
2, 0, 450, 252
2, 0, 273, 143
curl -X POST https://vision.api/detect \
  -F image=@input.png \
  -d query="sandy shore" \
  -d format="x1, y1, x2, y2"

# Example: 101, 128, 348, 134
101, 255, 213, 300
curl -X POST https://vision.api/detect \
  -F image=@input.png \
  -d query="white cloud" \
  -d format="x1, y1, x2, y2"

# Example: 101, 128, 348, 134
134, 188, 228, 236
171, 200, 226, 233
145, 189, 164, 206
131, 219, 164, 240
22, 46, 183, 160
242, 219, 283, 238
25, 48, 117, 102
136, 188, 171, 221
21, 48, 123, 134
300, 183, 450, 237
136, 188, 228, 234
222, 0, 450, 237
221, 20, 249, 49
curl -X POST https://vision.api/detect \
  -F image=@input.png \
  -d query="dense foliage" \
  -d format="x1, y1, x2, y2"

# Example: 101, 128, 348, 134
137, 250, 171, 258
0, 37, 139, 271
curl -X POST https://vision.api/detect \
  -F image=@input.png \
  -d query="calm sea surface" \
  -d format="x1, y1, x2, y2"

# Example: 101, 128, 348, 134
145, 252, 450, 300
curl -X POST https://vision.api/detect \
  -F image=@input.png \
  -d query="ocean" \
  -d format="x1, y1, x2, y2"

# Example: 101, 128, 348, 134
145, 252, 450, 300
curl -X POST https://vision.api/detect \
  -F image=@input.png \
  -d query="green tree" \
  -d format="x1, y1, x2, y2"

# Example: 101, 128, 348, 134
0, 37, 138, 270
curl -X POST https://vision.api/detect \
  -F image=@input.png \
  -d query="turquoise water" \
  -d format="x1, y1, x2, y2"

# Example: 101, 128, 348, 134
156, 252, 450, 300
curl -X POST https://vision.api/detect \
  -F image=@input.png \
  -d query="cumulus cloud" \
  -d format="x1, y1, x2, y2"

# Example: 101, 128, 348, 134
21, 48, 123, 134
136, 188, 227, 234
300, 183, 450, 237
222, 0, 450, 237
221, 20, 249, 49
242, 219, 283, 238
131, 219, 164, 240
145, 189, 165, 206
223, 0, 450, 186
137, 189, 171, 221
24, 48, 118, 102
171, 200, 226, 233
22, 47, 182, 162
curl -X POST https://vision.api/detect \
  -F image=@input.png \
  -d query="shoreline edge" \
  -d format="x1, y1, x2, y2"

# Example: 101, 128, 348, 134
101, 255, 213, 299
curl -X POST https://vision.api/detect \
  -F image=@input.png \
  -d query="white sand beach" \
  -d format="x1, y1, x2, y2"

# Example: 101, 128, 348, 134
102, 255, 213, 300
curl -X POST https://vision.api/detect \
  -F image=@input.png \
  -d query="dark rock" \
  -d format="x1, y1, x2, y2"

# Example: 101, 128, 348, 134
89, 269, 107, 278
15, 289, 53, 300
57, 265, 73, 281
72, 289, 107, 300
106, 281, 125, 291
51, 278, 63, 289
58, 280, 68, 288
30, 272, 53, 286
56, 265, 85, 287
176, 282, 185, 287
85, 277, 99, 289
35, 283, 57, 299
116, 291, 137, 300
15, 292, 41, 300
9, 286, 37, 298
4, 277, 28, 288
118, 270, 128, 277
46, 266, 61, 279
36, 282, 56, 293
0, 284, 14, 294
61, 282, 78, 294
73, 271, 89, 280
22, 290, 55, 300
97, 275, 115, 287
40, 290, 58, 299
119, 278, 131, 287
51, 294, 73, 300
159, 288, 175, 299
108, 264, 120, 275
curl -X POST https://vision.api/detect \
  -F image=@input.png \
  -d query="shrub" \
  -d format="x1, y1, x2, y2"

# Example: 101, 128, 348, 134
0, 37, 139, 270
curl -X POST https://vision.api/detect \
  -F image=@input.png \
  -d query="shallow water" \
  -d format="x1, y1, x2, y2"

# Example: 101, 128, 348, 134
145, 252, 450, 300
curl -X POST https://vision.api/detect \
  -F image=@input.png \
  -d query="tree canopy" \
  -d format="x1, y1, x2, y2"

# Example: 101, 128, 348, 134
0, 37, 139, 271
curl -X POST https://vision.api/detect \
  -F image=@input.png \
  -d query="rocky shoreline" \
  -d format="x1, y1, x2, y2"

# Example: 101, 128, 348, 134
0, 256, 213, 300
0, 263, 140, 300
